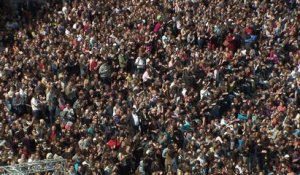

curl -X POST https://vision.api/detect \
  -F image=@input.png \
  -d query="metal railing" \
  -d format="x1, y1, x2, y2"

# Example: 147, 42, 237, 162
0, 159, 67, 175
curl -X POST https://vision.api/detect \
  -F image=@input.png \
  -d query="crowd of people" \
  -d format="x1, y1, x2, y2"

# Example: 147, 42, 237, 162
0, 0, 299, 174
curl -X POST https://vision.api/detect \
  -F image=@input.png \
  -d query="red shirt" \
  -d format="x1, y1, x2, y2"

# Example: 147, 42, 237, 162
83, 25, 89, 32
244, 27, 253, 35
21, 148, 29, 158
107, 139, 121, 149
89, 60, 98, 71
50, 131, 57, 141
38, 63, 45, 71
277, 105, 286, 112
225, 35, 236, 51
153, 22, 162, 33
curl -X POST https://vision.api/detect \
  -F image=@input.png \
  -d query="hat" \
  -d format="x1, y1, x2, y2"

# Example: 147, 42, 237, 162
46, 153, 53, 159
82, 161, 89, 166
146, 150, 151, 155
284, 154, 290, 159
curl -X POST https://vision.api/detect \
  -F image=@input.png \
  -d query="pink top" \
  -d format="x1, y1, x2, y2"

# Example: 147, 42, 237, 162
153, 22, 162, 33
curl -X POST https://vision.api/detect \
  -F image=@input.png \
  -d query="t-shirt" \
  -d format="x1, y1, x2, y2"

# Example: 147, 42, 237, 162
142, 70, 151, 82
132, 113, 139, 126
30, 97, 40, 111
99, 63, 111, 78
135, 57, 146, 69
153, 22, 162, 33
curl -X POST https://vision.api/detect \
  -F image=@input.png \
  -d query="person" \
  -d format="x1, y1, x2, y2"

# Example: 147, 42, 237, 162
99, 59, 112, 85
62, 103, 75, 122
142, 68, 153, 86
127, 107, 141, 137
135, 57, 146, 74
30, 94, 42, 120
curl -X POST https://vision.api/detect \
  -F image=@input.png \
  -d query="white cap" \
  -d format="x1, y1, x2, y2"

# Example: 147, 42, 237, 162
46, 153, 53, 159
82, 161, 89, 166
284, 155, 290, 159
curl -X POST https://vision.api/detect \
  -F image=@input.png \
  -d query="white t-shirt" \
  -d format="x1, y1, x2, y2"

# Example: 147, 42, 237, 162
63, 107, 74, 118
31, 97, 40, 111
132, 113, 139, 126
200, 88, 210, 99
135, 57, 146, 69
142, 71, 151, 82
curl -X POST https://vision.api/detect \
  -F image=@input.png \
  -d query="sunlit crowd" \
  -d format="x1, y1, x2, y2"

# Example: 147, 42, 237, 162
0, 0, 299, 175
